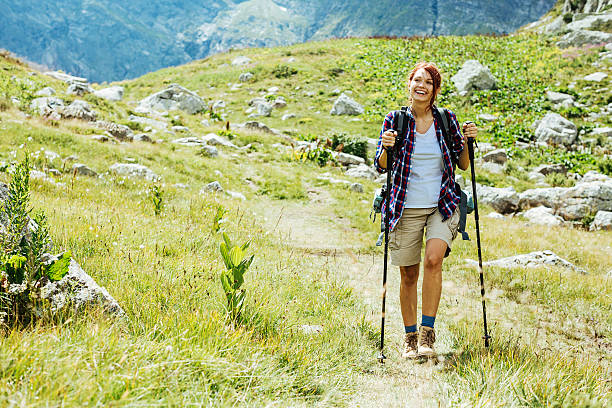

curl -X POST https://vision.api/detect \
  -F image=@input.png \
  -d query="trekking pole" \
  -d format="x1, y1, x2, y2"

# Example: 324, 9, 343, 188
378, 138, 395, 363
466, 132, 491, 348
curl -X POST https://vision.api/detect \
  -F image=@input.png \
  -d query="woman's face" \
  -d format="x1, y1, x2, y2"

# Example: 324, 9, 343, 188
409, 68, 436, 106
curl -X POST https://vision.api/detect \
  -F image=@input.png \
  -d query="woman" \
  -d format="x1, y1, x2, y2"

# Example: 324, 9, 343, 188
375, 62, 477, 359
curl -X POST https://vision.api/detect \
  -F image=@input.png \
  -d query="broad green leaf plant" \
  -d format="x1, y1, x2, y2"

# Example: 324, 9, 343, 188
219, 233, 254, 323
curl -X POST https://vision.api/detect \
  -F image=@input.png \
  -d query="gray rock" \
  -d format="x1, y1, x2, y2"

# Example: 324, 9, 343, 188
533, 164, 567, 176
557, 181, 612, 221
451, 60, 497, 95
282, 113, 296, 121
582, 171, 611, 183
109, 163, 159, 181
477, 113, 498, 122
546, 91, 575, 108
30, 97, 64, 115
96, 121, 133, 142
128, 115, 167, 130
200, 145, 219, 157
256, 101, 273, 117
535, 113, 577, 146
519, 187, 566, 210
239, 121, 281, 135
557, 30, 612, 48
94, 86, 124, 101
40, 254, 124, 315
138, 84, 205, 114
350, 183, 364, 193
202, 133, 238, 148
483, 149, 507, 165
67, 83, 93, 96
272, 97, 287, 109
522, 206, 564, 226
35, 87, 56, 97
345, 164, 378, 180
567, 12, 612, 31
132, 134, 153, 143
172, 137, 204, 146
62, 100, 97, 122
590, 210, 612, 231
72, 163, 98, 177
467, 250, 586, 274
583, 72, 608, 82
335, 152, 365, 166
226, 190, 246, 200
330, 93, 364, 116
239, 72, 254, 82
486, 212, 505, 219
231, 56, 252, 66
171, 125, 190, 133
476, 185, 519, 213
202, 181, 223, 193
543, 15, 565, 34
481, 162, 504, 174
91, 134, 111, 143
44, 71, 87, 84
590, 127, 612, 138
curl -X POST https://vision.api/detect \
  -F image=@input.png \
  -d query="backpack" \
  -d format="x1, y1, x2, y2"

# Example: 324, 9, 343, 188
372, 106, 472, 248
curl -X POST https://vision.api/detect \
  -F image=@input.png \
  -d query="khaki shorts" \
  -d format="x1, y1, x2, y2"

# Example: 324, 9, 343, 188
389, 207, 460, 266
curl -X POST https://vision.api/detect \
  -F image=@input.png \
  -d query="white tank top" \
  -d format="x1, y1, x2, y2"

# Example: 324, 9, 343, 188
404, 123, 443, 208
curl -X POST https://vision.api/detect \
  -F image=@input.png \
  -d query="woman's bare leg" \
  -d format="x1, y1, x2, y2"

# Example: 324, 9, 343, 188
422, 239, 447, 317
399, 264, 420, 327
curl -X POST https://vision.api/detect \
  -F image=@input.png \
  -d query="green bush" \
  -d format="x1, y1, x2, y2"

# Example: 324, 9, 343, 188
272, 64, 298, 79
331, 134, 368, 162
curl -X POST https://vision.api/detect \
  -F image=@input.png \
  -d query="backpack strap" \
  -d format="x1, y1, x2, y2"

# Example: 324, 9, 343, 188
434, 107, 456, 168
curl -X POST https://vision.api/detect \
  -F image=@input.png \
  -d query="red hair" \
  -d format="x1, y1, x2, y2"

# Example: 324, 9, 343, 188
409, 62, 442, 108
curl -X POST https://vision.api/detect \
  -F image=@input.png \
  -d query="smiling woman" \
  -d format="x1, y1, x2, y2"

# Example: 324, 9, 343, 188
374, 61, 478, 360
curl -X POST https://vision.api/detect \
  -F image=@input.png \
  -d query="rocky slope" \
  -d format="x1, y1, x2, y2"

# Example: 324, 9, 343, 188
0, 0, 555, 82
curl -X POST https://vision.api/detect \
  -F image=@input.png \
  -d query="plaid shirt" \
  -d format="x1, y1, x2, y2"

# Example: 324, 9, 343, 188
375, 106, 465, 232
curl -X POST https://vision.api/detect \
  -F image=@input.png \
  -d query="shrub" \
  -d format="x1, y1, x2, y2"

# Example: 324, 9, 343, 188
331, 133, 368, 162
272, 64, 297, 79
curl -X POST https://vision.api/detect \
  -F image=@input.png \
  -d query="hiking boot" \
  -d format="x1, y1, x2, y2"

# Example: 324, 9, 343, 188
401, 332, 418, 359
417, 326, 436, 358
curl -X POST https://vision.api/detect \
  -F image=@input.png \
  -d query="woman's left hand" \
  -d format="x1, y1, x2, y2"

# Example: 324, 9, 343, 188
462, 122, 478, 139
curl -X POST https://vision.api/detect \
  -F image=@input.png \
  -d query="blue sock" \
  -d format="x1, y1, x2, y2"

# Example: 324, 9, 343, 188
422, 315, 436, 328
404, 324, 417, 333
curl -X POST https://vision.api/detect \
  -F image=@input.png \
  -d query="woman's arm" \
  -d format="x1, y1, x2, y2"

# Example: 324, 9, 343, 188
375, 112, 396, 172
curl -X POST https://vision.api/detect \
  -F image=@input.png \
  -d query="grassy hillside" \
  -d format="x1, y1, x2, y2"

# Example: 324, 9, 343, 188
0, 32, 611, 406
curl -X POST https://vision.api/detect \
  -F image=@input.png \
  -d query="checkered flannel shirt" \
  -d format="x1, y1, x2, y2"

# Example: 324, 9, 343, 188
374, 106, 465, 232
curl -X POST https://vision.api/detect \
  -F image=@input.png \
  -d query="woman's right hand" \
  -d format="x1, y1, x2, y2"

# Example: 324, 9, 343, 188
381, 130, 397, 149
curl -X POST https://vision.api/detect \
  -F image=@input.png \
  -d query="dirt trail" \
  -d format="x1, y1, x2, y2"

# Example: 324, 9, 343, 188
252, 195, 473, 407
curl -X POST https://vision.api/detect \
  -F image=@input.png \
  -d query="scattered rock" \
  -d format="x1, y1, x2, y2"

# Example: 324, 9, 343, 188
567, 12, 612, 31
128, 115, 167, 130
109, 163, 159, 181
557, 181, 612, 221
202, 133, 239, 148
133, 134, 153, 143
44, 71, 88, 84
535, 113, 577, 146
476, 185, 519, 214
590, 210, 612, 231
557, 30, 612, 48
72, 163, 98, 177
238, 121, 282, 136
350, 183, 364, 193
231, 56, 252, 66
519, 187, 566, 210
466, 250, 586, 274
172, 125, 190, 133
202, 181, 223, 193
43, 150, 61, 163
481, 162, 504, 174
477, 113, 498, 122
239, 72, 254, 82
173, 137, 204, 146
482, 149, 507, 165
330, 93, 364, 116
345, 164, 378, 180
226, 191, 246, 200
62, 100, 97, 122
96, 121, 133, 142
546, 91, 575, 108
272, 97, 287, 109
138, 84, 206, 114
35, 87, 56, 97
335, 152, 365, 166
451, 60, 497, 95
200, 145, 219, 157
256, 101, 273, 117
94, 86, 124, 101
583, 72, 608, 82
522, 206, 564, 226
40, 254, 124, 315
282, 113, 296, 121
486, 212, 505, 219
67, 83, 93, 96
30, 97, 64, 116
299, 325, 323, 335
533, 164, 567, 176
590, 127, 612, 138
91, 134, 111, 143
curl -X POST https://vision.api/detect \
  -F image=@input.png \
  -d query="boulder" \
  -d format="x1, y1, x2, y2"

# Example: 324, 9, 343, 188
451, 60, 497, 95
109, 163, 159, 181
345, 164, 378, 180
132, 134, 153, 143
350, 183, 364, 193
535, 113, 577, 146
239, 72, 254, 82
522, 206, 564, 226
202, 181, 223, 193
138, 84, 205, 114
533, 164, 567, 176
231, 56, 252, 66
557, 30, 612, 48
94, 86, 124, 101
476, 185, 519, 213
30, 97, 64, 115
173, 137, 205, 146
590, 210, 612, 231
519, 187, 566, 210
583, 72, 608, 82
567, 13, 612, 31
72, 163, 98, 177
590, 127, 612, 138
272, 97, 287, 109
546, 91, 575, 108
128, 115, 167, 130
335, 152, 365, 166
67, 83, 93, 96
202, 133, 239, 149
96, 121, 133, 142
466, 250, 586, 274
35, 87, 56, 97
43, 71, 88, 84
240, 121, 279, 135
330, 93, 364, 116
582, 171, 611, 183
557, 181, 612, 220
61, 100, 97, 122
482, 149, 507, 165
477, 113, 498, 122
481, 162, 504, 174
256, 101, 273, 117
199, 145, 219, 157
40, 254, 124, 315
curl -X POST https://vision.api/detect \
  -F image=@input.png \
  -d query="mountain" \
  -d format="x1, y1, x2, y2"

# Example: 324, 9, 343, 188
0, 0, 556, 82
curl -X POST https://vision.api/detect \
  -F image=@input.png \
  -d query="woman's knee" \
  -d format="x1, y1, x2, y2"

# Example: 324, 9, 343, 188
400, 265, 419, 286
423, 253, 444, 271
